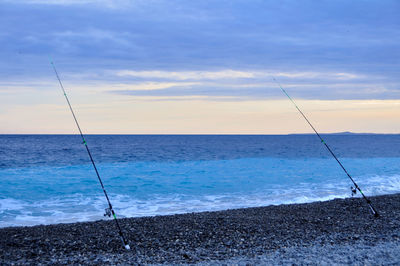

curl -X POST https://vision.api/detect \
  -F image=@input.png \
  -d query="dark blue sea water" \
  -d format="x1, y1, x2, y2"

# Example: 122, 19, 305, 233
1, 134, 400, 227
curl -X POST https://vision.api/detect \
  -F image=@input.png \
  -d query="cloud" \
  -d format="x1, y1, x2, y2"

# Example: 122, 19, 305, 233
105, 68, 398, 100
272, 72, 363, 80
116, 70, 255, 80
115, 69, 363, 81
1, 62, 395, 101
53, 29, 132, 47
110, 84, 399, 101
1, 0, 400, 133
2, 0, 132, 8
0, 0, 399, 101
107, 82, 200, 91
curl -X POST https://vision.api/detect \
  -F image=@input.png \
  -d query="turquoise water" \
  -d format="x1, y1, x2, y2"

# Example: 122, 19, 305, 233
1, 135, 400, 227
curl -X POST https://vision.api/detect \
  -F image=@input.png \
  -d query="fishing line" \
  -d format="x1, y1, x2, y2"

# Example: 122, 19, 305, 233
50, 59, 131, 249
273, 77, 379, 217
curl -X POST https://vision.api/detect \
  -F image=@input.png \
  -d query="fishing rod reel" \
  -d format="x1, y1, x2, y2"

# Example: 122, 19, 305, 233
351, 186, 357, 197
104, 208, 112, 217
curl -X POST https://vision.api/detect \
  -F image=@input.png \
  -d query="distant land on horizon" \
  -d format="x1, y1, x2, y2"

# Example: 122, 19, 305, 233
288, 131, 399, 136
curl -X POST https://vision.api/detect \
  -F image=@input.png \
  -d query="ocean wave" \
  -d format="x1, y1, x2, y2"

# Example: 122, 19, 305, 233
1, 173, 400, 227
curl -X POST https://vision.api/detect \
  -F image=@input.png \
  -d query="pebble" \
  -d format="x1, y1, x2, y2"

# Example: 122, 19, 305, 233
1, 193, 399, 265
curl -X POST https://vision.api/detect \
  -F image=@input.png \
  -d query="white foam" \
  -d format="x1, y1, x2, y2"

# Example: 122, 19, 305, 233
1, 173, 400, 228
0, 198, 25, 212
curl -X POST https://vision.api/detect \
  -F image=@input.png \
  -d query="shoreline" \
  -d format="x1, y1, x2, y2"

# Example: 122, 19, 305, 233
1, 193, 400, 264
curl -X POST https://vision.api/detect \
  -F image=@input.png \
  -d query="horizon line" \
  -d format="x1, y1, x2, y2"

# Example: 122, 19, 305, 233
1, 132, 399, 136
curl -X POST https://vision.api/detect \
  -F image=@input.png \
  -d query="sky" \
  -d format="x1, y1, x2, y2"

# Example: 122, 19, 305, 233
0, 0, 399, 134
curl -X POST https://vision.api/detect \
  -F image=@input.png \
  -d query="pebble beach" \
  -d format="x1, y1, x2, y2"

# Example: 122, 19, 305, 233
1, 193, 400, 265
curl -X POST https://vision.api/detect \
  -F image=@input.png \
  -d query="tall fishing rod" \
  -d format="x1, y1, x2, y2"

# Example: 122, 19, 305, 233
50, 60, 131, 249
273, 78, 379, 217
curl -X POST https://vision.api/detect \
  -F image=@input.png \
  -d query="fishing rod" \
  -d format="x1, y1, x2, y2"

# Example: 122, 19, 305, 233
273, 77, 379, 217
50, 59, 131, 249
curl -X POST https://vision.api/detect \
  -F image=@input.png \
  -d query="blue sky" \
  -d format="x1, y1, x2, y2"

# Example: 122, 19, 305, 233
1, 0, 399, 133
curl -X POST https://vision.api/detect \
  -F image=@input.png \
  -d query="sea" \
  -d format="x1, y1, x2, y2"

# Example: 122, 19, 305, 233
1, 134, 400, 228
